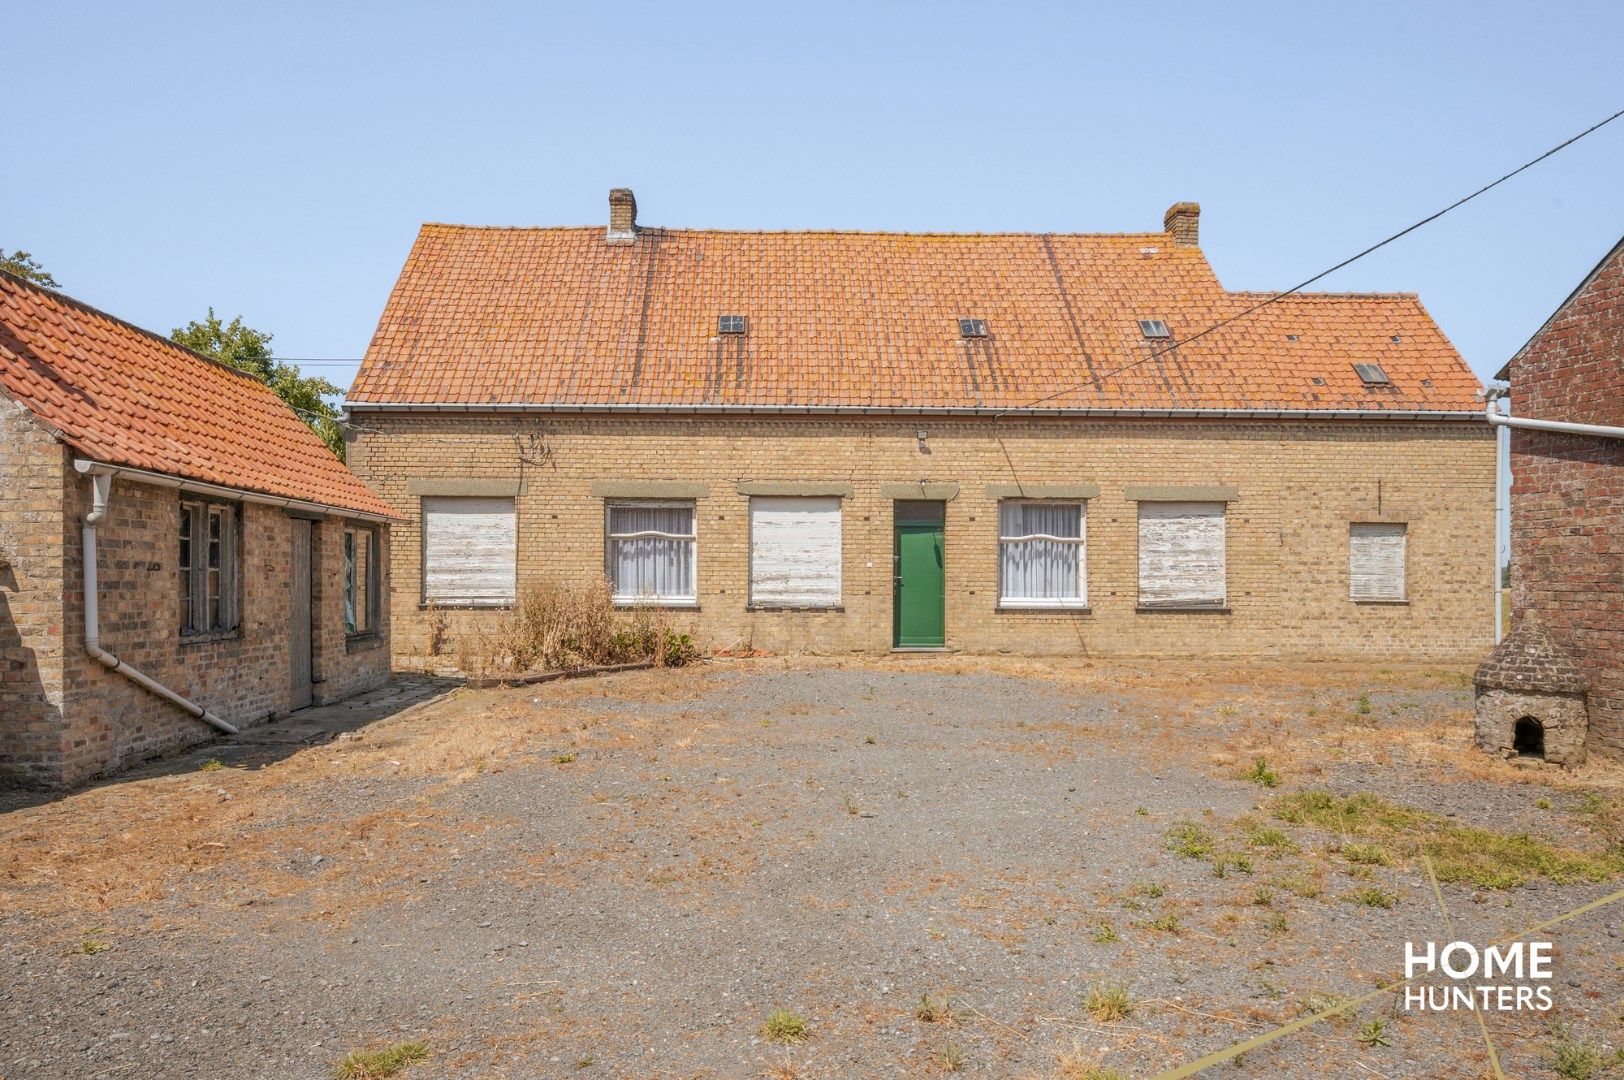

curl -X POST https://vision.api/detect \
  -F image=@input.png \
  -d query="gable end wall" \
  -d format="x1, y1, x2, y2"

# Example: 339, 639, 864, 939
1509, 242, 1624, 756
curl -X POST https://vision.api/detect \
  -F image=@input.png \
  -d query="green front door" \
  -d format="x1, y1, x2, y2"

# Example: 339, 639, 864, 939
893, 502, 946, 648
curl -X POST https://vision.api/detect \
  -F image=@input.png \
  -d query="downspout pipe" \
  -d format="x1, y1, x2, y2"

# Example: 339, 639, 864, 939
81, 472, 238, 735
1482, 390, 1624, 646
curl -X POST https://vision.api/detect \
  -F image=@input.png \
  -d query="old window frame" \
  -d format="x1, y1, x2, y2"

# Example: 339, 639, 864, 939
1349, 522, 1407, 602
179, 497, 240, 637
997, 500, 1087, 609
1136, 501, 1228, 611
344, 524, 381, 635
748, 495, 843, 609
421, 496, 518, 607
605, 499, 698, 606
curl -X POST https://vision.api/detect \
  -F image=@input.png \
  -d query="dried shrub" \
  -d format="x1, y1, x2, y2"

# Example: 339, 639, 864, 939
452, 576, 699, 679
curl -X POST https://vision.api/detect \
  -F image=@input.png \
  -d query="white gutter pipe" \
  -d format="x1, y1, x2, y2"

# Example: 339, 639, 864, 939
346, 401, 1487, 421
1483, 397, 1624, 440
81, 471, 238, 735
1482, 391, 1624, 645
71, 459, 397, 524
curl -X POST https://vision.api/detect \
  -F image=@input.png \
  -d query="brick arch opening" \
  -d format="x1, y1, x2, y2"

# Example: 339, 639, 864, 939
1512, 717, 1545, 759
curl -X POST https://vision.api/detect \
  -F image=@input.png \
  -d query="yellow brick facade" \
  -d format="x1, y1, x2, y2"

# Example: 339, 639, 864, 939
352, 413, 1497, 663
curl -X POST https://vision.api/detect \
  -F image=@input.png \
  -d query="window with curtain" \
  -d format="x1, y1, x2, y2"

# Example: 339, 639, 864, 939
1349, 522, 1407, 601
179, 498, 238, 634
998, 501, 1086, 607
606, 501, 697, 603
1137, 501, 1227, 609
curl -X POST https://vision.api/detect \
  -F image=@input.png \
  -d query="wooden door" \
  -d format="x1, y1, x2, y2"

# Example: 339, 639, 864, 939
892, 501, 946, 648
290, 519, 314, 709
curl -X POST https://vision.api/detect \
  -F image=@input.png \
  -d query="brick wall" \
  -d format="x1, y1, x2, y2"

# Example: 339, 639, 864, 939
0, 447, 393, 788
1508, 241, 1624, 755
350, 414, 1496, 663
310, 515, 392, 704
0, 399, 69, 787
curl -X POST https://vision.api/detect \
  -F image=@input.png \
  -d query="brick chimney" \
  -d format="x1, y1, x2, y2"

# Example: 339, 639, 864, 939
608, 188, 637, 243
1163, 202, 1200, 247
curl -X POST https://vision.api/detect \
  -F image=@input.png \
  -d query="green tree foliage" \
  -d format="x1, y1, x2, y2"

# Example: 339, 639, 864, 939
171, 309, 346, 459
1, 249, 60, 288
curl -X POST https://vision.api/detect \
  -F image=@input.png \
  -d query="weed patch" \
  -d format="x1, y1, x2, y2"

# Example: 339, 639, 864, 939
1545, 1024, 1608, 1080
1083, 982, 1133, 1022
1344, 887, 1397, 909
1166, 821, 1214, 859
1274, 790, 1624, 888
1242, 757, 1279, 788
761, 1009, 809, 1044
333, 1042, 429, 1079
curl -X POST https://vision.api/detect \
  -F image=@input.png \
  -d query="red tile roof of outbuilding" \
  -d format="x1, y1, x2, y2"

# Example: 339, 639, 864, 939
0, 270, 395, 518
349, 221, 1483, 414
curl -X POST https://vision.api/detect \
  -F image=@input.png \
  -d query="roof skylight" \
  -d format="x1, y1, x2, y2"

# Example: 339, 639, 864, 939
1138, 319, 1171, 339
718, 315, 746, 335
958, 318, 988, 338
1354, 363, 1391, 385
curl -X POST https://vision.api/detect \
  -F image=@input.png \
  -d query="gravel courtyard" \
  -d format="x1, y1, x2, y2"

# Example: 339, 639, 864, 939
3, 659, 1622, 1079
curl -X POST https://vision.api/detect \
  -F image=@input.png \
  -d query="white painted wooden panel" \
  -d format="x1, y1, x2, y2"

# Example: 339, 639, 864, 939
423, 496, 517, 604
750, 496, 842, 607
1137, 501, 1226, 607
1350, 523, 1406, 601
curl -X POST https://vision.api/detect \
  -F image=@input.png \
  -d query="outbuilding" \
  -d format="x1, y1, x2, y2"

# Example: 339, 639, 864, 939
0, 271, 398, 788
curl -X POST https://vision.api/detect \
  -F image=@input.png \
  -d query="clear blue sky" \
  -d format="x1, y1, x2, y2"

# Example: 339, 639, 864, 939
8, 0, 1622, 401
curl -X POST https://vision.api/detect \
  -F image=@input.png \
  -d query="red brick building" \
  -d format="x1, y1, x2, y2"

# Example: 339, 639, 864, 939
0, 271, 399, 788
1476, 236, 1624, 761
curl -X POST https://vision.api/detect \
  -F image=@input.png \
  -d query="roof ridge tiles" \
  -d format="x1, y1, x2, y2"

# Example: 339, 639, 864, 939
417, 222, 1176, 240
0, 267, 266, 387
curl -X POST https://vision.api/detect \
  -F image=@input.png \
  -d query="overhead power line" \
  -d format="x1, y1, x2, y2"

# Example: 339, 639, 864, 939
998, 104, 1624, 415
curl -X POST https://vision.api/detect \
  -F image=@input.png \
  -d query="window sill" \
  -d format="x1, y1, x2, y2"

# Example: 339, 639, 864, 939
346, 632, 385, 654
1353, 598, 1410, 606
997, 602, 1091, 613
180, 628, 242, 645
418, 601, 514, 611
747, 604, 845, 613
1136, 605, 1232, 614
613, 600, 700, 611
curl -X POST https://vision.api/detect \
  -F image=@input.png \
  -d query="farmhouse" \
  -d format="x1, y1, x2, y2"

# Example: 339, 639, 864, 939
348, 190, 1496, 661
1476, 235, 1624, 763
0, 271, 398, 788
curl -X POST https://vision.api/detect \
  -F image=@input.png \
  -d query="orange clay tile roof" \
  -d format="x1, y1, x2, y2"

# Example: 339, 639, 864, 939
0, 270, 395, 519
349, 223, 1484, 415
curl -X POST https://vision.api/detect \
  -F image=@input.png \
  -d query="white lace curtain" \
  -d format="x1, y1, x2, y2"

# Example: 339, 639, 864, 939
608, 503, 696, 600
999, 502, 1084, 602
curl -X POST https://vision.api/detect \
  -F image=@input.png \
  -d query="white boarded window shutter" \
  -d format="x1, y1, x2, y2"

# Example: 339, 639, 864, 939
749, 496, 842, 607
1137, 501, 1226, 608
1350, 523, 1406, 601
422, 496, 517, 605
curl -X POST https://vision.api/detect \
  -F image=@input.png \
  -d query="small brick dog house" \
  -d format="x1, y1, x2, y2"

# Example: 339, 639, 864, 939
1473, 624, 1589, 766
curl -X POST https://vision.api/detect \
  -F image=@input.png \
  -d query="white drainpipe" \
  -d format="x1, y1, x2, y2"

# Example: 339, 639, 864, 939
1483, 391, 1624, 646
81, 472, 239, 735
1484, 395, 1624, 440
